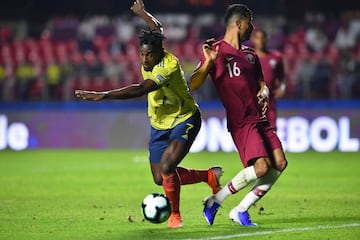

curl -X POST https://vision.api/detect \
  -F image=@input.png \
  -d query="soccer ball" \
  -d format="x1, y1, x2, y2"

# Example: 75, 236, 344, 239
141, 193, 171, 224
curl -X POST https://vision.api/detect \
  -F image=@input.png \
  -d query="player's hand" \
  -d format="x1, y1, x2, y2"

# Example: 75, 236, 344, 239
75, 90, 105, 101
259, 99, 268, 115
202, 38, 219, 62
130, 0, 145, 15
257, 86, 269, 115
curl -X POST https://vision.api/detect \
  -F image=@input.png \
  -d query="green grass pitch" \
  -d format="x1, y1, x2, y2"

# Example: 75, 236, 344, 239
0, 150, 359, 239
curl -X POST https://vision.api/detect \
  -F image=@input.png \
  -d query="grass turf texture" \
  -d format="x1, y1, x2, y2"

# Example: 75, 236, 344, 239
0, 150, 359, 240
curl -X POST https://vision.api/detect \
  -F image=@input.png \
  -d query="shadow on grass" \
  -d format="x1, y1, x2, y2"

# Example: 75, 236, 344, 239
105, 216, 360, 240
106, 223, 276, 240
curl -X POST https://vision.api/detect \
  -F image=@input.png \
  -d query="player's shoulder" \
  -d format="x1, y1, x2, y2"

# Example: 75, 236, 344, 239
152, 51, 179, 77
212, 39, 231, 51
241, 45, 261, 63
164, 51, 179, 65
212, 40, 224, 47
164, 51, 178, 61
241, 45, 257, 54
158, 51, 179, 69
216, 40, 258, 57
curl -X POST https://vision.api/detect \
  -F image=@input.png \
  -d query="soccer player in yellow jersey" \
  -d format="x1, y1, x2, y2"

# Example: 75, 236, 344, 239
75, 0, 222, 228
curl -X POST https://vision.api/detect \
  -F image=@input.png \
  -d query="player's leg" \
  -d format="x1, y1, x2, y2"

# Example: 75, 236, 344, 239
230, 124, 288, 226
215, 157, 271, 202
150, 161, 223, 192
160, 111, 202, 228
203, 122, 272, 225
148, 127, 168, 185
160, 139, 186, 228
273, 147, 288, 172
235, 126, 288, 211
230, 167, 280, 213
229, 164, 280, 226
148, 116, 222, 192
176, 166, 223, 194
234, 149, 287, 211
148, 127, 184, 228
150, 163, 163, 185
148, 125, 185, 228
203, 157, 270, 225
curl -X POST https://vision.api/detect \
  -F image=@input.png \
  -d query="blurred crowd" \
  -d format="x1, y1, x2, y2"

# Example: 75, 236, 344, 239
0, 10, 360, 102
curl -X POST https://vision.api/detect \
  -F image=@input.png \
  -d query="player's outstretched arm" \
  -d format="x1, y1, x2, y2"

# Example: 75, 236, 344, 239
131, 0, 163, 34
75, 80, 159, 101
189, 38, 219, 91
75, 90, 105, 101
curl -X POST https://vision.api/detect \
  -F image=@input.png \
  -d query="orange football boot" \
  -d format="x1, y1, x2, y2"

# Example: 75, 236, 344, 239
168, 212, 183, 228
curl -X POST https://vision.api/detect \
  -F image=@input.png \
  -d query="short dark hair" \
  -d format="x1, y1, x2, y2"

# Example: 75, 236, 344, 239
224, 4, 253, 26
138, 29, 165, 52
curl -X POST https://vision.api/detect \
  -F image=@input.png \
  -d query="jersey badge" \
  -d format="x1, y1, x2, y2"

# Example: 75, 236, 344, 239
247, 54, 255, 64
156, 74, 166, 83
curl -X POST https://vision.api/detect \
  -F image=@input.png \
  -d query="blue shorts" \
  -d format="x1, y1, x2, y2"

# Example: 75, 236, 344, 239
149, 110, 201, 164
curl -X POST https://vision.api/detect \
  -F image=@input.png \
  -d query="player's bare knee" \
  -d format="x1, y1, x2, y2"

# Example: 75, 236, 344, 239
276, 158, 288, 172
160, 153, 180, 174
153, 176, 163, 186
160, 161, 176, 174
254, 158, 271, 177
273, 149, 287, 172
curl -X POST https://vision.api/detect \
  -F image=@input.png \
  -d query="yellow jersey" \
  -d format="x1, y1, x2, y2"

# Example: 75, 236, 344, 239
141, 51, 199, 130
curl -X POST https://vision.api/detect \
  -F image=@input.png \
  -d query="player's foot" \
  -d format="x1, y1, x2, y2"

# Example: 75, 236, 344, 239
229, 208, 257, 226
207, 166, 223, 194
203, 195, 221, 225
168, 212, 183, 228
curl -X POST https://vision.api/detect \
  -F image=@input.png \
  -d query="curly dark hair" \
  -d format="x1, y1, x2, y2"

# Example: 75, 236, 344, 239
138, 29, 165, 53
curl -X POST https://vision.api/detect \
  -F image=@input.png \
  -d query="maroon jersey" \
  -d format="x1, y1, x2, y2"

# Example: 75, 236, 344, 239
200, 40, 266, 132
258, 50, 284, 128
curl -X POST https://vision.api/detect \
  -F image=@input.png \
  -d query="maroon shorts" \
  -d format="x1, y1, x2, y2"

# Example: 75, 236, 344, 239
231, 121, 283, 167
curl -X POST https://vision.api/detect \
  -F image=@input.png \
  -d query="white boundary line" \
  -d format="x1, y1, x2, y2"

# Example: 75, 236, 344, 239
183, 223, 360, 240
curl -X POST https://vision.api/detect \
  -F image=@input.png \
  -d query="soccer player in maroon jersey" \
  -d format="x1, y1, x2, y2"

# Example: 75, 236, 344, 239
190, 4, 288, 226
251, 29, 286, 129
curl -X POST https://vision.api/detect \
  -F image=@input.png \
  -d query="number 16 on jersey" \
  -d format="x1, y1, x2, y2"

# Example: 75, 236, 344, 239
226, 62, 241, 78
